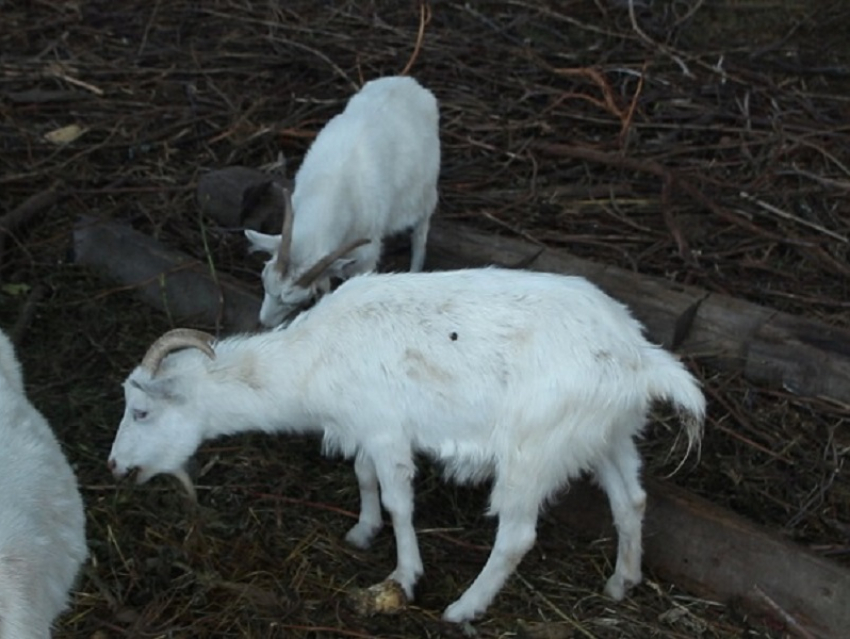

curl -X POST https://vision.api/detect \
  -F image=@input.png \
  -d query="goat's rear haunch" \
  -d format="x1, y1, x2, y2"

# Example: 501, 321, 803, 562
1, 328, 88, 637
107, 267, 705, 623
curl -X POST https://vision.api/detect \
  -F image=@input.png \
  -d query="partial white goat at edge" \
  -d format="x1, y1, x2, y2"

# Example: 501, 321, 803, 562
107, 267, 705, 623
245, 75, 440, 327
0, 328, 88, 639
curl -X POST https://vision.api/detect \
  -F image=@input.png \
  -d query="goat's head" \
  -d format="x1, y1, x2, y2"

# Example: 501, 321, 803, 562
244, 185, 369, 327
108, 329, 216, 499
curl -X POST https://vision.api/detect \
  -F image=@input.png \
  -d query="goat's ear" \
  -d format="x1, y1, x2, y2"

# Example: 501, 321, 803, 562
244, 229, 280, 255
329, 257, 358, 280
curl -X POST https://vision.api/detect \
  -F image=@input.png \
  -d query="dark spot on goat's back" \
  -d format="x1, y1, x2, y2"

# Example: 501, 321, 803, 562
450, 332, 458, 341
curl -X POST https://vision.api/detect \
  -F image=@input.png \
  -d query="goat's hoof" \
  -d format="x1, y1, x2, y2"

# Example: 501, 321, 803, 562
442, 600, 482, 625
387, 567, 421, 600
604, 572, 640, 601
347, 579, 408, 617
344, 523, 381, 549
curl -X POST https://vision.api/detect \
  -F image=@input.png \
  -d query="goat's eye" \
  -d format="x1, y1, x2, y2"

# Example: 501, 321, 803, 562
132, 409, 149, 421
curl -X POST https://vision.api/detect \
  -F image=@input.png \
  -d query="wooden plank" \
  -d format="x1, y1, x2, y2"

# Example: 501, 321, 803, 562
643, 480, 849, 639
552, 479, 849, 639
73, 217, 850, 638
425, 219, 850, 405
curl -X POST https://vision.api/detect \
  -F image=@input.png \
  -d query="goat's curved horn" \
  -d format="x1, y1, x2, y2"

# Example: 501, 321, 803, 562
141, 328, 216, 375
274, 185, 295, 275
295, 238, 371, 288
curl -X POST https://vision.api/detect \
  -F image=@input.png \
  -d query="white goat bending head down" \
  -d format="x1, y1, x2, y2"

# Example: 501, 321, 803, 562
107, 328, 220, 502
245, 75, 441, 327
245, 185, 369, 326
107, 268, 706, 624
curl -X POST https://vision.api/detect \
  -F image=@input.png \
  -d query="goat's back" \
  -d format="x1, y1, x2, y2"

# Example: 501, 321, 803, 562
308, 268, 648, 369
280, 269, 698, 467
291, 76, 440, 247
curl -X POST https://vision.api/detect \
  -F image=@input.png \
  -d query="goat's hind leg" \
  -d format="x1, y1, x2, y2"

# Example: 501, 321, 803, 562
443, 482, 539, 623
345, 451, 384, 549
594, 435, 646, 600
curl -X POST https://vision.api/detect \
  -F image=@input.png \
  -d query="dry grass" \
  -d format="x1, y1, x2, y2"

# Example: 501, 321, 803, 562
1, 1, 848, 637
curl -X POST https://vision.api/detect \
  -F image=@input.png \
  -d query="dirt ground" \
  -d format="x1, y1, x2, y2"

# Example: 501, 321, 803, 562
1, 1, 848, 638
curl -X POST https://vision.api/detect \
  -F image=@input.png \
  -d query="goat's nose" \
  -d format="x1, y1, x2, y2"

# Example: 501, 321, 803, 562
107, 458, 119, 476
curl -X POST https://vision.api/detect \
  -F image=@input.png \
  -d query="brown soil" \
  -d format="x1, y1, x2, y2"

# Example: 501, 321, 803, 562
1, 2, 848, 637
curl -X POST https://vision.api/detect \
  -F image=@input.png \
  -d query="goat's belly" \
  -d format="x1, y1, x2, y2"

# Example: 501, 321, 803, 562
426, 440, 496, 486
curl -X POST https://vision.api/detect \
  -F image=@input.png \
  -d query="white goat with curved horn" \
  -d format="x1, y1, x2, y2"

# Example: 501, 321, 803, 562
245, 75, 440, 327
107, 267, 705, 624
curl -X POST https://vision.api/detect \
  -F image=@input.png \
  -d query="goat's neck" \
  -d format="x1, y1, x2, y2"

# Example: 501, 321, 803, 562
291, 198, 349, 262
193, 341, 321, 441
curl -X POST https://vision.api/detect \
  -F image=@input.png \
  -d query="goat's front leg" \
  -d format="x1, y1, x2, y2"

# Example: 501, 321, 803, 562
409, 216, 430, 272
345, 451, 384, 549
374, 457, 423, 599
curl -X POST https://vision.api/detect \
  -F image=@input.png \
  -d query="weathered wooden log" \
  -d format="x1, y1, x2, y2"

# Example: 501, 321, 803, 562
197, 165, 291, 235
0, 189, 60, 274
425, 219, 850, 405
72, 217, 260, 333
72, 217, 849, 639
554, 480, 849, 639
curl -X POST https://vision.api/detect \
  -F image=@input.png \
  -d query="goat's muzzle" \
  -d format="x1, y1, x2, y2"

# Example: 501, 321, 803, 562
108, 457, 133, 480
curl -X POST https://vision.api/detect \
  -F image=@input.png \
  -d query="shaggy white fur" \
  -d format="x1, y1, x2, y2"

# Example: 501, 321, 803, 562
0, 329, 87, 639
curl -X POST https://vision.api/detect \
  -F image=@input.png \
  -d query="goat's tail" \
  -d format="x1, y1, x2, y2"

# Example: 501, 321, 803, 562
644, 346, 706, 460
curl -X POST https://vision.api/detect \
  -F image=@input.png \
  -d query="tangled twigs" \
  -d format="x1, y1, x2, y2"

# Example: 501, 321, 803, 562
534, 143, 799, 253
535, 139, 695, 261
552, 64, 646, 149
627, 0, 693, 77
